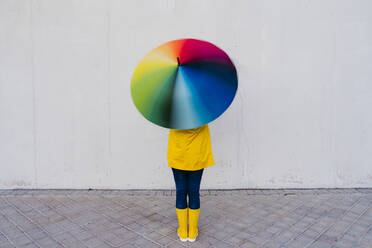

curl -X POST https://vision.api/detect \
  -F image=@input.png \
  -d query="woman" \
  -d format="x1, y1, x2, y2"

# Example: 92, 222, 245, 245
167, 124, 215, 242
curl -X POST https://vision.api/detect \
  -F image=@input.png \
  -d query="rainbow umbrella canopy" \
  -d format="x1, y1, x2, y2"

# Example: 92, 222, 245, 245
131, 38, 238, 130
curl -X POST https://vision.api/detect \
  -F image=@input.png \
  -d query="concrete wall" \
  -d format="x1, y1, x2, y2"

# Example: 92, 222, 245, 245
1, 0, 372, 189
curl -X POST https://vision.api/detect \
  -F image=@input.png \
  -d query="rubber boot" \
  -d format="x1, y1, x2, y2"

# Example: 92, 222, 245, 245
176, 208, 188, 242
188, 208, 200, 242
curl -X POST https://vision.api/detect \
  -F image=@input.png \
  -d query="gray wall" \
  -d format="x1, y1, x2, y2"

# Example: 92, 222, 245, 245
1, 0, 372, 189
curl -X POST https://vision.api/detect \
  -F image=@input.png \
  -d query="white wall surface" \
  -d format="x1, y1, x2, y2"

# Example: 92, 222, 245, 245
1, 0, 372, 189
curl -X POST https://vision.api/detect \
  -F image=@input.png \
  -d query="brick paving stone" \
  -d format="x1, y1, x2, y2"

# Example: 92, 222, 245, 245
83, 236, 108, 248
35, 236, 61, 247
0, 189, 371, 248
308, 240, 333, 248
132, 236, 161, 247
118, 243, 137, 248
8, 235, 31, 247
19, 243, 39, 248
0, 244, 15, 248
240, 239, 259, 248
156, 236, 174, 246
164, 240, 186, 248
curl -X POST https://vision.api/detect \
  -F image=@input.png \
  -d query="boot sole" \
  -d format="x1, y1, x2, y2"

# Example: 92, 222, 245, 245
177, 233, 188, 242
188, 233, 198, 242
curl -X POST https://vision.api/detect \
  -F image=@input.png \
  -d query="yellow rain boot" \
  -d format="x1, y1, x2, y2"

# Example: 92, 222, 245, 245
188, 208, 200, 242
176, 208, 188, 242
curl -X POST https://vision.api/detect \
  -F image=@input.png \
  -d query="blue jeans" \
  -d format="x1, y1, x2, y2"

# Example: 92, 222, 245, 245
172, 168, 204, 209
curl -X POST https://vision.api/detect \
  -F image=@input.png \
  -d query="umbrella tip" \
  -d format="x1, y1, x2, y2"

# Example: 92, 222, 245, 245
177, 57, 180, 66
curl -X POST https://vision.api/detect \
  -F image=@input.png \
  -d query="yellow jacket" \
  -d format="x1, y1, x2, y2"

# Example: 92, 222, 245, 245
167, 124, 215, 171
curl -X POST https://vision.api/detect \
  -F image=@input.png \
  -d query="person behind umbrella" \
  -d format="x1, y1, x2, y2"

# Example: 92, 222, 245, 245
167, 123, 215, 242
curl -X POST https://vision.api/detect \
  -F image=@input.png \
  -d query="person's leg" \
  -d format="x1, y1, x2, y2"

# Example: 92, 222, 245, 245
187, 169, 203, 209
186, 169, 203, 242
171, 168, 188, 242
172, 168, 188, 209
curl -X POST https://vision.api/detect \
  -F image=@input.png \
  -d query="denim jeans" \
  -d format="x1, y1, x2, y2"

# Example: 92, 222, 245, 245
171, 168, 204, 209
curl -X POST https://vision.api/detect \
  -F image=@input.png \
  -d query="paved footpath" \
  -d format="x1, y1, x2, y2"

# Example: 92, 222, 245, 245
0, 189, 371, 248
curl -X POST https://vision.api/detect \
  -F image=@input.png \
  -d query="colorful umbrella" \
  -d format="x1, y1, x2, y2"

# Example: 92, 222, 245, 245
131, 38, 238, 129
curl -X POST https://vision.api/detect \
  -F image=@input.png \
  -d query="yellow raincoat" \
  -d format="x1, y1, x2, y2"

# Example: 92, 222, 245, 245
167, 124, 215, 171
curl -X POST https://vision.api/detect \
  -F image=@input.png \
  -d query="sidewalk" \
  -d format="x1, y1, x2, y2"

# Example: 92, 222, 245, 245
0, 189, 371, 248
